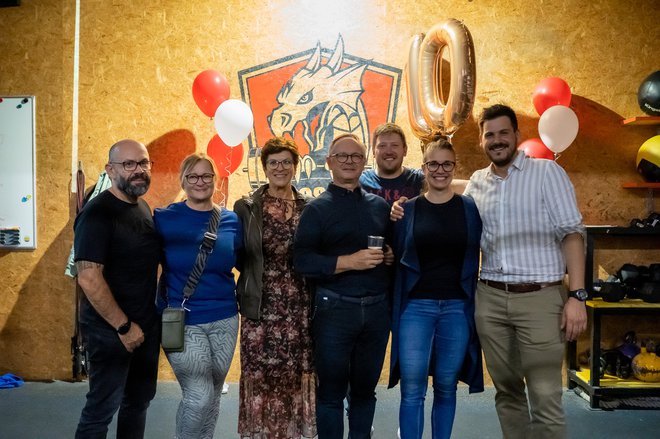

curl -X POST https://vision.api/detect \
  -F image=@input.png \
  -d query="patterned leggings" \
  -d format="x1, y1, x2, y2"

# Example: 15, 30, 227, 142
166, 314, 239, 439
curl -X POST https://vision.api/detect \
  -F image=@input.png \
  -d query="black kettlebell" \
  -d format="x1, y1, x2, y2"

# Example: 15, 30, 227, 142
649, 264, 660, 282
644, 212, 660, 228
630, 218, 645, 228
617, 263, 643, 288
616, 355, 632, 379
639, 282, 660, 303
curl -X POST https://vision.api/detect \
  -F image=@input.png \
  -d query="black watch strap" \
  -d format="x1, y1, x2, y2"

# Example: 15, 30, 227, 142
569, 289, 589, 301
116, 320, 132, 335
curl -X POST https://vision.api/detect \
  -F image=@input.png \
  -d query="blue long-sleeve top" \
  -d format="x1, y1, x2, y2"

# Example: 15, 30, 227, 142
154, 201, 243, 325
293, 183, 391, 297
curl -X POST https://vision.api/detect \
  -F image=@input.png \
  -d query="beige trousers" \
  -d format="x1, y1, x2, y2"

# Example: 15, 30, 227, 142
475, 282, 567, 439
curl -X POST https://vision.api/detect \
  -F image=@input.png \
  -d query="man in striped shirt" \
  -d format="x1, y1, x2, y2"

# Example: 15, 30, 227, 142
464, 104, 587, 439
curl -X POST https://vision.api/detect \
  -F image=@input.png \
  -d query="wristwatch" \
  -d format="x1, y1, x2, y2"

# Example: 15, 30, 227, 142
116, 320, 132, 335
569, 289, 589, 302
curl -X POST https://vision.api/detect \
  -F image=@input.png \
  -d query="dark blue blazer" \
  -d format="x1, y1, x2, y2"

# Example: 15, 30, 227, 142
388, 194, 484, 393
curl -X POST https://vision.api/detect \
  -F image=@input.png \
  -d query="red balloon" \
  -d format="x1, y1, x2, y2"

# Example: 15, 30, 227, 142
207, 135, 243, 177
518, 138, 554, 160
532, 77, 571, 116
192, 70, 230, 117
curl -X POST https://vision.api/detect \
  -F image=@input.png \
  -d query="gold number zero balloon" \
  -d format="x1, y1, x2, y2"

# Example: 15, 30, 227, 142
405, 33, 433, 140
406, 18, 476, 140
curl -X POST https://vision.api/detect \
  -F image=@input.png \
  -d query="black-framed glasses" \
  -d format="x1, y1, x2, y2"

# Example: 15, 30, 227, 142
423, 160, 456, 172
265, 159, 294, 170
329, 153, 365, 163
109, 159, 153, 171
185, 173, 215, 184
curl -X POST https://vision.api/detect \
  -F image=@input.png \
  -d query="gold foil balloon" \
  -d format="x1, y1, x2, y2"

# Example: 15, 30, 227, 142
406, 33, 433, 140
405, 18, 476, 140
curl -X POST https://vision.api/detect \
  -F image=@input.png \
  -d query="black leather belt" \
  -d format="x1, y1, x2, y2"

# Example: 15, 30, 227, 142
318, 289, 387, 305
480, 279, 562, 293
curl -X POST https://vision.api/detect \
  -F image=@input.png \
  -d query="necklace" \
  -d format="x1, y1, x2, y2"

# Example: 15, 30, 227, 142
264, 192, 296, 219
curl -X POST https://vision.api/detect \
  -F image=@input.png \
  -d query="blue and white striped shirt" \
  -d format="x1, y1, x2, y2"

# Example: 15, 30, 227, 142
464, 151, 585, 283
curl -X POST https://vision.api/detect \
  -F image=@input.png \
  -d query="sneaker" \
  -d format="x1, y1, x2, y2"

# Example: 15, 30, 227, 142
370, 426, 374, 437
397, 427, 400, 438
222, 382, 229, 394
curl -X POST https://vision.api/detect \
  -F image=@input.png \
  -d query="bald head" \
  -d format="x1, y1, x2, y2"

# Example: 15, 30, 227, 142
105, 139, 151, 202
108, 139, 148, 162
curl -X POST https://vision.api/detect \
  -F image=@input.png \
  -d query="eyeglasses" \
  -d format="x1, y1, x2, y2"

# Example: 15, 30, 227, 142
185, 173, 215, 184
109, 159, 153, 171
329, 153, 365, 163
423, 161, 456, 172
265, 159, 294, 170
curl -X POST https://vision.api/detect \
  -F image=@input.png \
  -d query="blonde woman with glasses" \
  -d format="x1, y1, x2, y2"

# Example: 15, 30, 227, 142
154, 153, 243, 439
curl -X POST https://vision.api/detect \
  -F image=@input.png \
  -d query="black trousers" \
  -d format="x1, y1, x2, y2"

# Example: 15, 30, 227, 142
75, 322, 160, 439
312, 290, 390, 439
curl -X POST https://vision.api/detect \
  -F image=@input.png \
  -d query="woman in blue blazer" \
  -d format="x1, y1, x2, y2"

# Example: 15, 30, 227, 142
389, 138, 484, 439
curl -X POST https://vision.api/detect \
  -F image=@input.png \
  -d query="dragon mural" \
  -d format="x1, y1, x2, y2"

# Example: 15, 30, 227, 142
268, 36, 370, 191
238, 36, 401, 196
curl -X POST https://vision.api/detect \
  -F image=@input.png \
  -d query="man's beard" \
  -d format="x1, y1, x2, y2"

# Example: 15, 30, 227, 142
489, 143, 516, 167
116, 172, 150, 198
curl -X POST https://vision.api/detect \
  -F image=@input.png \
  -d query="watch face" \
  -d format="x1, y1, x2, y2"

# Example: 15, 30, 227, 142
117, 321, 131, 335
573, 289, 588, 301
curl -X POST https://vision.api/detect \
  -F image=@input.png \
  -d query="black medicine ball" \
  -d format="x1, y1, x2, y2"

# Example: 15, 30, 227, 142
638, 71, 660, 116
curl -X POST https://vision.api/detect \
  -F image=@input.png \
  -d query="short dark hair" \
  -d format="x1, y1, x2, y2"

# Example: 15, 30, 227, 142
372, 123, 407, 150
478, 104, 518, 132
260, 137, 300, 169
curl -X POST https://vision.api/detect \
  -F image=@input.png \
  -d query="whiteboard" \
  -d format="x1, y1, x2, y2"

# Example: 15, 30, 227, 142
0, 96, 37, 250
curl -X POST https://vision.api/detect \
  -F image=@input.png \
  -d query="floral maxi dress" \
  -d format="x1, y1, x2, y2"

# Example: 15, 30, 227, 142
238, 194, 316, 438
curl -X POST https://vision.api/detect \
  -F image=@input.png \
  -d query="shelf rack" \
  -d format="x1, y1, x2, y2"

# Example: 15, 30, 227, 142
567, 225, 660, 409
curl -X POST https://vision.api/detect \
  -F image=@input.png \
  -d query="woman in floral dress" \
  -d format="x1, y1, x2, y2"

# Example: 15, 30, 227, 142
234, 137, 315, 438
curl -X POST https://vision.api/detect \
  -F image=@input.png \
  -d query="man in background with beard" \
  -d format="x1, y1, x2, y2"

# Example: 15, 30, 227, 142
74, 139, 161, 438
359, 123, 425, 205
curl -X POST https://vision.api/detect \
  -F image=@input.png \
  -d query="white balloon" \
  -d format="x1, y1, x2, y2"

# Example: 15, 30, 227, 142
214, 99, 254, 147
538, 105, 579, 153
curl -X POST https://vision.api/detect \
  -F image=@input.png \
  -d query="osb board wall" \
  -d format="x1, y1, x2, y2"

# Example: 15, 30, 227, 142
0, 0, 76, 379
0, 0, 659, 383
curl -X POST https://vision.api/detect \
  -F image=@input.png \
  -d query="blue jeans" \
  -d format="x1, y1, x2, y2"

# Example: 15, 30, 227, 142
76, 322, 160, 439
398, 299, 469, 439
312, 290, 390, 439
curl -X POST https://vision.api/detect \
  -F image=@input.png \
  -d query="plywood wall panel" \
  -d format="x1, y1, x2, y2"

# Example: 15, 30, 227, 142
0, 0, 658, 383
0, 0, 75, 379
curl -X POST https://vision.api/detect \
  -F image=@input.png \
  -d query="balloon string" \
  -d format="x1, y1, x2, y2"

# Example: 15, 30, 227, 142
223, 146, 232, 178
554, 152, 561, 161
217, 176, 227, 208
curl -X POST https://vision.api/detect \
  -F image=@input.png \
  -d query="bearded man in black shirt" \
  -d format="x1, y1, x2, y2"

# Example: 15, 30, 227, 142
73, 139, 160, 439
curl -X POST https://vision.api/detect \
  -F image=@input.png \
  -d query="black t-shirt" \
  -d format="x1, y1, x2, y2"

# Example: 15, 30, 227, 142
410, 195, 467, 300
74, 190, 160, 329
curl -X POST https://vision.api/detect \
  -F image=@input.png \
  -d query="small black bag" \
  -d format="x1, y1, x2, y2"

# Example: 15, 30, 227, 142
160, 207, 221, 352
161, 307, 185, 352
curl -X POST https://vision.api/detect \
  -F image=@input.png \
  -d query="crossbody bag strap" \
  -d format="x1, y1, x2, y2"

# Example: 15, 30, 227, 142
181, 206, 221, 301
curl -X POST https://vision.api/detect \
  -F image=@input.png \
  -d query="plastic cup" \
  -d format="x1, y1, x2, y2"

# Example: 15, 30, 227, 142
367, 235, 385, 249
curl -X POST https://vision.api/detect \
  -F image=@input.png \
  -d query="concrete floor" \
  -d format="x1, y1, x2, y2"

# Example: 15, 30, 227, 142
0, 381, 658, 438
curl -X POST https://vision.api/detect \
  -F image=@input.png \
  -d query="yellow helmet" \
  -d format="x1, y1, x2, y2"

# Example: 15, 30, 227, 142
637, 135, 660, 182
